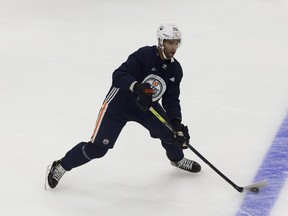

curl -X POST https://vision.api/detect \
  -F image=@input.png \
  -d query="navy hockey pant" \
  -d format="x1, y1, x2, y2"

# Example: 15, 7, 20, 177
61, 103, 184, 171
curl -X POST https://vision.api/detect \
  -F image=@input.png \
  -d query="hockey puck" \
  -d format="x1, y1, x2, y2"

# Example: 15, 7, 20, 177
250, 187, 259, 193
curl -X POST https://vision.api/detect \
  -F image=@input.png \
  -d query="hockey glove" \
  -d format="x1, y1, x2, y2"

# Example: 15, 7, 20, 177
133, 82, 154, 111
171, 119, 190, 149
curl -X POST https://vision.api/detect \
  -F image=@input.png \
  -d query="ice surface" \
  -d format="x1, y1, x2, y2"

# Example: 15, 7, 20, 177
0, 0, 288, 216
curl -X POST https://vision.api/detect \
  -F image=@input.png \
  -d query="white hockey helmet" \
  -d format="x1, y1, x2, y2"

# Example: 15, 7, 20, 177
157, 23, 182, 49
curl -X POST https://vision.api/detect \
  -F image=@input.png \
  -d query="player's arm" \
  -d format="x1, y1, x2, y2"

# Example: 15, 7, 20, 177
112, 52, 142, 91
162, 77, 182, 121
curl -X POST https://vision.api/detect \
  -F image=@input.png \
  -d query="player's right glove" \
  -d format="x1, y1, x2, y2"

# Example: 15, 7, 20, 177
133, 82, 154, 111
171, 119, 190, 149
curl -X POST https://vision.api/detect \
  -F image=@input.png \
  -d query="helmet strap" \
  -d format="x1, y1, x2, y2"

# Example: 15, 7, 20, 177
158, 39, 169, 60
161, 48, 169, 60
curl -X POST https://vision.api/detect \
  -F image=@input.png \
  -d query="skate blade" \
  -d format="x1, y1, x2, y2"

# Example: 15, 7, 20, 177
44, 165, 51, 191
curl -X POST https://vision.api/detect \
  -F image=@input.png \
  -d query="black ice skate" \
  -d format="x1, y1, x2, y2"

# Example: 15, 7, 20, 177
45, 160, 66, 190
171, 158, 201, 173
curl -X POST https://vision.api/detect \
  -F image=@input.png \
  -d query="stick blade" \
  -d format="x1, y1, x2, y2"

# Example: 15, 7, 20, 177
243, 180, 269, 191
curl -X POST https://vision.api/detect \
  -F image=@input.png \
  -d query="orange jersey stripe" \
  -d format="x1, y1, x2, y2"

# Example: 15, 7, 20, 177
91, 101, 107, 143
90, 87, 119, 143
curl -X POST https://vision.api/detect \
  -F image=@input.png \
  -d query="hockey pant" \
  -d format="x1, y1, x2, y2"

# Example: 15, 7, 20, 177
60, 103, 184, 171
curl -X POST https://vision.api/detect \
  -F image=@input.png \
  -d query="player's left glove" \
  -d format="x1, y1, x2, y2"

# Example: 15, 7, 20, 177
171, 119, 190, 149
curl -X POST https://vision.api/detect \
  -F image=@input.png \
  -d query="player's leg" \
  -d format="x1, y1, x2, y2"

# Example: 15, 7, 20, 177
60, 113, 126, 171
46, 111, 126, 189
140, 104, 201, 173
140, 105, 184, 161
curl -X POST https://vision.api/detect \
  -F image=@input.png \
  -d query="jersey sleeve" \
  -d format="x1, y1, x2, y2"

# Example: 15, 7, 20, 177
161, 64, 183, 121
112, 49, 143, 91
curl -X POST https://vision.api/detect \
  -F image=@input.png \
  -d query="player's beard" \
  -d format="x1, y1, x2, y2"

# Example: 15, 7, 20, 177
164, 49, 176, 59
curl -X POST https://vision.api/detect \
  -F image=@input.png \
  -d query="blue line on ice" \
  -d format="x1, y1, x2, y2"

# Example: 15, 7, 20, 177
236, 113, 288, 216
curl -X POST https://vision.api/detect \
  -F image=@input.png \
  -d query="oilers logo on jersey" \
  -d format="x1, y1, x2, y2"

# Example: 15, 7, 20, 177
142, 74, 167, 102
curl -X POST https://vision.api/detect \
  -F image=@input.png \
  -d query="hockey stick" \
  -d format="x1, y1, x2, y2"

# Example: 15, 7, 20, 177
149, 106, 268, 193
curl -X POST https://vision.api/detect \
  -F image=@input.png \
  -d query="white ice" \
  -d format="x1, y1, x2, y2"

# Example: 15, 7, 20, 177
0, 0, 288, 216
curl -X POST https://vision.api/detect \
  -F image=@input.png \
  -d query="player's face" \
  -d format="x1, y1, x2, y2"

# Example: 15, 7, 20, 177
163, 39, 181, 59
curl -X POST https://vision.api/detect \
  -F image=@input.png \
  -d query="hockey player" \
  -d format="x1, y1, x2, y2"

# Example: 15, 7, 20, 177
46, 23, 201, 189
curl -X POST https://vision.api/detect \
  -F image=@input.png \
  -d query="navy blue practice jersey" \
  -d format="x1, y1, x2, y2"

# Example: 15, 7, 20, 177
107, 45, 183, 122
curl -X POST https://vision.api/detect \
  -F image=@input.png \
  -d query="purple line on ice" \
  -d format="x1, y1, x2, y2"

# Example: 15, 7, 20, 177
236, 113, 288, 216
